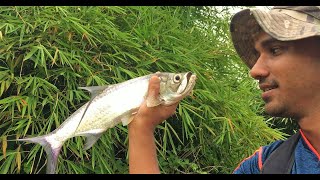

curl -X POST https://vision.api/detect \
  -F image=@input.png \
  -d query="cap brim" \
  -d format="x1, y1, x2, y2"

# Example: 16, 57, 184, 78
230, 8, 320, 68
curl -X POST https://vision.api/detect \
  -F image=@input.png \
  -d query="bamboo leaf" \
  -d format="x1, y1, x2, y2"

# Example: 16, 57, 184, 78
2, 136, 7, 159
0, 81, 5, 96
23, 47, 38, 61
0, 96, 21, 105
16, 145, 21, 173
19, 24, 25, 47
0, 153, 14, 174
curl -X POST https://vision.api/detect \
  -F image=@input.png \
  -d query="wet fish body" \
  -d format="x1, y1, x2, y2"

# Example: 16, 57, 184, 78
18, 72, 197, 174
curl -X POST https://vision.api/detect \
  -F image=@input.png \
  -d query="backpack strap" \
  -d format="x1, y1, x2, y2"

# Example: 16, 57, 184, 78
260, 131, 301, 174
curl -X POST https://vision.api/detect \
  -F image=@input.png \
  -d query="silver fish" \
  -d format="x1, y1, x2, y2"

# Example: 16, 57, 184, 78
17, 71, 197, 174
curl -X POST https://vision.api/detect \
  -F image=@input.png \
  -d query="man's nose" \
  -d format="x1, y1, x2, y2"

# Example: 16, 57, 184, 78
249, 55, 269, 80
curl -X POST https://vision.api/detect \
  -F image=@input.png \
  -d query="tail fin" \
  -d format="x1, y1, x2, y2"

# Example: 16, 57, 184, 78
17, 135, 63, 174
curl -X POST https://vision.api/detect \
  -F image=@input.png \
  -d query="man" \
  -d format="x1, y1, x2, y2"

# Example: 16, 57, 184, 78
128, 6, 320, 174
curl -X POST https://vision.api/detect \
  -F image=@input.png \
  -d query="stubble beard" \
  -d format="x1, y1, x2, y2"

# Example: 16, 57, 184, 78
264, 100, 298, 120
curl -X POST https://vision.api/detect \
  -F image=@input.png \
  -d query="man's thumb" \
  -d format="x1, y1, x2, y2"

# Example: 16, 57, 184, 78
146, 75, 161, 107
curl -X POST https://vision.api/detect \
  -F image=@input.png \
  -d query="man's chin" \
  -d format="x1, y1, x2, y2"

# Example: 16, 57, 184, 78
264, 103, 282, 117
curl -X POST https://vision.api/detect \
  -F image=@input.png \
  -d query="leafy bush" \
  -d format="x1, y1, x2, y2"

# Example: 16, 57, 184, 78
0, 6, 286, 174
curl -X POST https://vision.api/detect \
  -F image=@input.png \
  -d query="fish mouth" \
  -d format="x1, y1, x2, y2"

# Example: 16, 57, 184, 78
186, 72, 193, 81
181, 72, 197, 94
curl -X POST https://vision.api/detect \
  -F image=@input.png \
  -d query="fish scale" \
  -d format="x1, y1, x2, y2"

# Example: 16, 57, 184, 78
75, 77, 148, 133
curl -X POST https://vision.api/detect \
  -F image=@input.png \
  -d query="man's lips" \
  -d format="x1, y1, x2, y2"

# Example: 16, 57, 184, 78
259, 84, 278, 92
259, 83, 279, 102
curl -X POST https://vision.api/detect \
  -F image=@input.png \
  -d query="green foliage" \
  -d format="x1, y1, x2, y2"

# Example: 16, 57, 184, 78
0, 6, 286, 174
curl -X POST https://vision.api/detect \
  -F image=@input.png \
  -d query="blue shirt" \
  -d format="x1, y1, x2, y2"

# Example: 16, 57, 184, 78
233, 130, 320, 174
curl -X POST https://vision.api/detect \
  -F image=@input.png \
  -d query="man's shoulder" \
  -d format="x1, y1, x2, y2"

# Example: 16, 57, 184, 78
260, 139, 284, 161
233, 139, 284, 174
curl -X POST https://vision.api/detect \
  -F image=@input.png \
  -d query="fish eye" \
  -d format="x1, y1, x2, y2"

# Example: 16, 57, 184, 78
173, 74, 181, 83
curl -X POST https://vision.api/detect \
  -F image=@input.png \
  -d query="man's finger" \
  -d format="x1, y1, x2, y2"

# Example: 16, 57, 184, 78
148, 75, 160, 98
146, 75, 161, 107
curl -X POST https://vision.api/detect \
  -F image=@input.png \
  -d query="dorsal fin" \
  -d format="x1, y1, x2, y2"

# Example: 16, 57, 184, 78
78, 85, 112, 99
74, 85, 112, 134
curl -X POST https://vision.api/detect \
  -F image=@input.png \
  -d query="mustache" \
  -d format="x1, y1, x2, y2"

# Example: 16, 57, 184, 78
259, 78, 278, 87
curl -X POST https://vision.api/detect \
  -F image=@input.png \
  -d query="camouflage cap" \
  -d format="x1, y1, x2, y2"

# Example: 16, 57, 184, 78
230, 6, 320, 68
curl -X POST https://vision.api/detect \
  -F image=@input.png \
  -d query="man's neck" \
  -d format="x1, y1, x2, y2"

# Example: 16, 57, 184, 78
298, 116, 320, 157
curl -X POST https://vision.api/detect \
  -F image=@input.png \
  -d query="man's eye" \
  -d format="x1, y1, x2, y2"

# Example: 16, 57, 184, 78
270, 47, 282, 56
270, 46, 288, 56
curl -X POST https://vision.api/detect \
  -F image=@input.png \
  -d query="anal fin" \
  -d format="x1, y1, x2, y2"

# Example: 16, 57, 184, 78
83, 132, 104, 150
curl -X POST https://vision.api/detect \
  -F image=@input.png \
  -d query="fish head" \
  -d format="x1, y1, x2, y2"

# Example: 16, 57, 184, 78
157, 72, 197, 106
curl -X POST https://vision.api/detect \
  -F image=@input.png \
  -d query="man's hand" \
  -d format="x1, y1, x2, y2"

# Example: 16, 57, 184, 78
129, 75, 179, 133
128, 75, 179, 174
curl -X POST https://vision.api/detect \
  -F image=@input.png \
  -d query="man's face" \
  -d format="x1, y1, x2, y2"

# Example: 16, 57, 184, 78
251, 32, 320, 119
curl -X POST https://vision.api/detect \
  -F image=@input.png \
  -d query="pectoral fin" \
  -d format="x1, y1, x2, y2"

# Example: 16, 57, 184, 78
121, 112, 137, 126
146, 95, 163, 107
